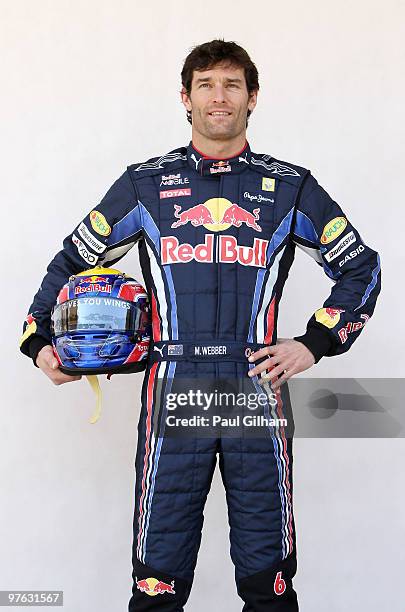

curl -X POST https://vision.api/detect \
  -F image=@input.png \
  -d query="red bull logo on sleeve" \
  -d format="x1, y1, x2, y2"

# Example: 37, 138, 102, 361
136, 577, 176, 597
338, 313, 369, 343
315, 307, 345, 329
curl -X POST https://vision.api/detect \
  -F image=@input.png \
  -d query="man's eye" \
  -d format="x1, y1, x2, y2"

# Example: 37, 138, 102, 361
200, 83, 210, 88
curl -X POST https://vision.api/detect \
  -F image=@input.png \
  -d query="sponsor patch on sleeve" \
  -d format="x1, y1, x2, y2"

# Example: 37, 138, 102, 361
72, 234, 98, 265
315, 307, 345, 328
324, 231, 356, 262
89, 210, 111, 236
77, 222, 107, 253
321, 217, 347, 245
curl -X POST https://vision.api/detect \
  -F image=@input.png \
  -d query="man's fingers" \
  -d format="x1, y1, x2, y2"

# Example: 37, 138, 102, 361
258, 363, 288, 384
247, 344, 279, 363
37, 345, 59, 370
52, 373, 82, 385
248, 356, 278, 377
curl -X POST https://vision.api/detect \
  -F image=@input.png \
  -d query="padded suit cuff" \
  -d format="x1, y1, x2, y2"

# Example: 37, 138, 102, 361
28, 336, 51, 367
237, 553, 298, 611
129, 559, 192, 611
294, 324, 333, 363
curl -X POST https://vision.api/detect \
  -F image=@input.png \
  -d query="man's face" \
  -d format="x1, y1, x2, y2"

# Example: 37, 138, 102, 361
181, 62, 257, 141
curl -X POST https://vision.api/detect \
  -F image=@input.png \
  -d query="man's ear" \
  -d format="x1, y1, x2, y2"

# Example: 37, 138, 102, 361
248, 90, 258, 112
180, 87, 192, 111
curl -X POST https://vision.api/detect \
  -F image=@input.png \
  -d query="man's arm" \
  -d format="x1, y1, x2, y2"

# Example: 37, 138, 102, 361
19, 169, 143, 368
291, 173, 381, 362
247, 171, 381, 389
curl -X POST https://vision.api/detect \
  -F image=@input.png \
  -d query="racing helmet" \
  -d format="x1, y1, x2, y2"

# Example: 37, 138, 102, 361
50, 267, 151, 375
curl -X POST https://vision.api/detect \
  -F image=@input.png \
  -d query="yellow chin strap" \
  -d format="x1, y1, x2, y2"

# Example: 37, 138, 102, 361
86, 375, 103, 424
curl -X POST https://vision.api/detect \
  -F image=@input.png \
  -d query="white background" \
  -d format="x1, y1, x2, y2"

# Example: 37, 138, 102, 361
1, 1, 404, 610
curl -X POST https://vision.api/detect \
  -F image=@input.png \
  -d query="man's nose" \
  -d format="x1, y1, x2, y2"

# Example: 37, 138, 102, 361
211, 85, 227, 103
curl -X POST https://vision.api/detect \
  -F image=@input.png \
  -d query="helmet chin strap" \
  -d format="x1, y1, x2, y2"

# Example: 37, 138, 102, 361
86, 375, 103, 423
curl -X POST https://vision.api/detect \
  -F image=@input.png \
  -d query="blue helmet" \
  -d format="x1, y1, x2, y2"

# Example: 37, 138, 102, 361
50, 267, 151, 375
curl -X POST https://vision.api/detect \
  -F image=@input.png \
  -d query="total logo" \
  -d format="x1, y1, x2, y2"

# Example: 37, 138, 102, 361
160, 188, 191, 199
136, 577, 175, 597
338, 314, 369, 344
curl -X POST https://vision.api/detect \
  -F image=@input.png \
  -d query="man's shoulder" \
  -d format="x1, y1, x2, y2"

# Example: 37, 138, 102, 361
127, 145, 188, 179
249, 149, 310, 185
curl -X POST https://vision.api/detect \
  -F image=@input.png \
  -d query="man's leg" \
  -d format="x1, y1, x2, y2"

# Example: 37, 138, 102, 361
128, 362, 218, 611
220, 375, 299, 611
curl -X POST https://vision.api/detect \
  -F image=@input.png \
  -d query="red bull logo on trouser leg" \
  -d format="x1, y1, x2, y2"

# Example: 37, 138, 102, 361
136, 576, 176, 596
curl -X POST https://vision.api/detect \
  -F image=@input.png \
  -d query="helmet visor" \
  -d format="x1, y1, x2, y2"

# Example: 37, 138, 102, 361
51, 297, 149, 336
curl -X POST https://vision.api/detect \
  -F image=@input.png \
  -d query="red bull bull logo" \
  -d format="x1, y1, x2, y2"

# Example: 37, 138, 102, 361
220, 204, 262, 232
136, 577, 176, 597
171, 198, 262, 233
79, 275, 107, 284
209, 160, 231, 174
171, 204, 215, 228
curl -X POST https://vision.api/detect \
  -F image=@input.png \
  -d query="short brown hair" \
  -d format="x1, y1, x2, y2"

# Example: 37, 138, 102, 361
181, 39, 259, 125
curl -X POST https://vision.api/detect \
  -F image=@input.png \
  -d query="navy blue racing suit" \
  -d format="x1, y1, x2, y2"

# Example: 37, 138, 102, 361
20, 141, 381, 611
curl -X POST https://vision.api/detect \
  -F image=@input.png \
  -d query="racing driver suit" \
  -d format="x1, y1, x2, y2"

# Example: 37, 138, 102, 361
20, 141, 381, 611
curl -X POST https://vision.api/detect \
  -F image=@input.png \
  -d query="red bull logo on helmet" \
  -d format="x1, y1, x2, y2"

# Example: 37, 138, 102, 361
136, 577, 176, 597
75, 276, 112, 295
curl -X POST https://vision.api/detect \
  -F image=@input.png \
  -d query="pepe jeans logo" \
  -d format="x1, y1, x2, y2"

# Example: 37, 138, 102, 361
244, 191, 274, 204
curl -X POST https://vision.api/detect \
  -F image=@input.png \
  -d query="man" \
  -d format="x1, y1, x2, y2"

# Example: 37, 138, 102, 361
20, 39, 381, 610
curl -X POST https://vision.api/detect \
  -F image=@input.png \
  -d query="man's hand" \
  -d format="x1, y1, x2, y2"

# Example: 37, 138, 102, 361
36, 345, 82, 385
247, 338, 315, 390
